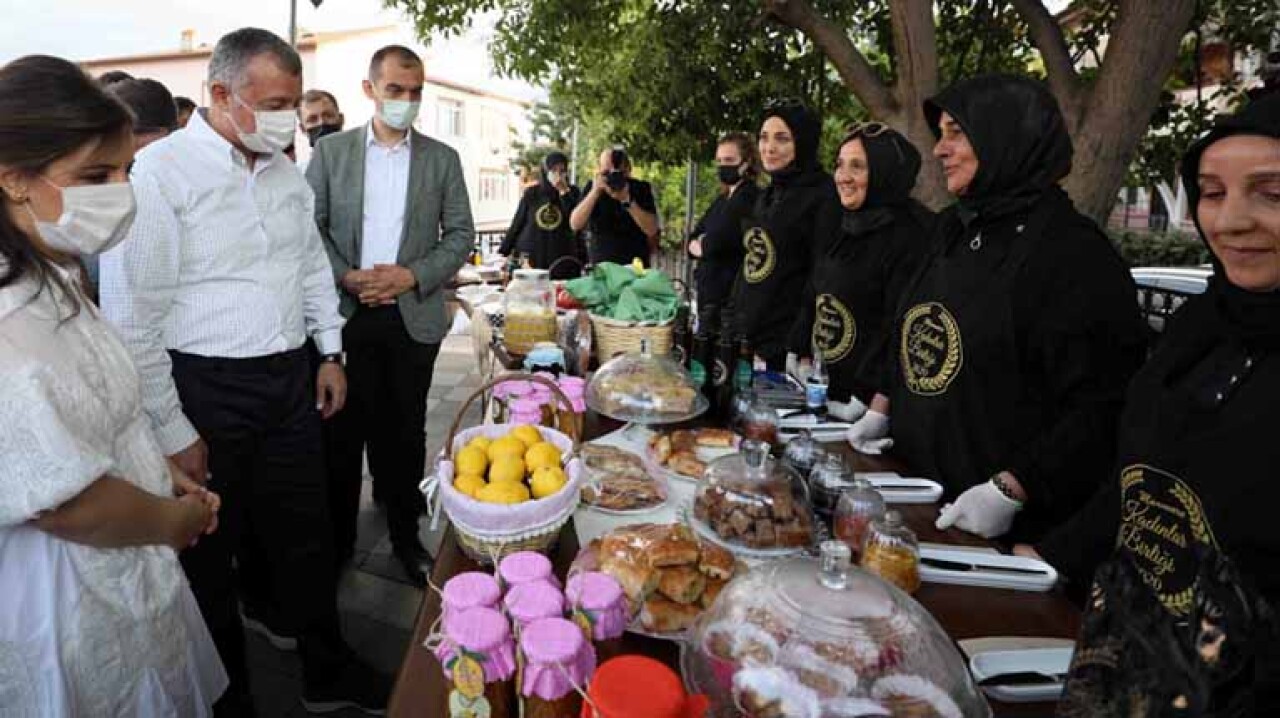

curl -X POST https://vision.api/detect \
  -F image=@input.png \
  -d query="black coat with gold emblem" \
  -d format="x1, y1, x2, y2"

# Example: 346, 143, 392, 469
734, 172, 843, 363
887, 74, 1148, 542
1039, 93, 1280, 715
788, 202, 931, 404
500, 181, 583, 279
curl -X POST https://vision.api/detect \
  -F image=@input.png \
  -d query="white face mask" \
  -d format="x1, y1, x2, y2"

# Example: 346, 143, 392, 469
230, 94, 297, 154
547, 170, 563, 185
379, 99, 420, 131
27, 178, 137, 256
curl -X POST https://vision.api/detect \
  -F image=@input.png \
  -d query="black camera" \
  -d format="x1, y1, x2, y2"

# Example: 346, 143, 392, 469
606, 148, 628, 191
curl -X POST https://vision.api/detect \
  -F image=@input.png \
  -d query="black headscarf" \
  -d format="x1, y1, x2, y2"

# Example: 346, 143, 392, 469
762, 100, 823, 181
924, 74, 1073, 226
1179, 92, 1280, 350
837, 125, 923, 236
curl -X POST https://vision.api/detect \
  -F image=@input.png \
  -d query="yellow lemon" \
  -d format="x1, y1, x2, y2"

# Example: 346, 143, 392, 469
467, 435, 493, 452
487, 436, 526, 463
530, 466, 567, 500
488, 456, 526, 485
510, 424, 543, 449
524, 442, 561, 472
453, 473, 487, 498
476, 480, 530, 504
455, 446, 488, 477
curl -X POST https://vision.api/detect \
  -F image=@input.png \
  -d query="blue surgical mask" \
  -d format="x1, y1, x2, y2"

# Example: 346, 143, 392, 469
379, 100, 420, 131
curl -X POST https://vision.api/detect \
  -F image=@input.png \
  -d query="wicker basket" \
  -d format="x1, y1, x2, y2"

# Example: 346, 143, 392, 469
427, 373, 583, 565
589, 313, 673, 360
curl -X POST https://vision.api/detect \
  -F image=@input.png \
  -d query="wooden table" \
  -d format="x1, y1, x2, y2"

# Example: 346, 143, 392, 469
388, 420, 1080, 717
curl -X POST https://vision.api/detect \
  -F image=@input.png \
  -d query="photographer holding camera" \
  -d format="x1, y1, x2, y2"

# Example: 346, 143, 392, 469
570, 146, 660, 265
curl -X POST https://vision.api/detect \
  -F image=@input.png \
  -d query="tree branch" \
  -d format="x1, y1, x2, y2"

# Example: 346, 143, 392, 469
887, 0, 939, 109
762, 0, 899, 118
1009, 0, 1083, 123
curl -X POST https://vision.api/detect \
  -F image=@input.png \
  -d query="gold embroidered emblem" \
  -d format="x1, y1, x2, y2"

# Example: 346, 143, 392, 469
813, 293, 856, 363
534, 203, 562, 231
900, 302, 963, 395
742, 226, 776, 284
1117, 464, 1218, 617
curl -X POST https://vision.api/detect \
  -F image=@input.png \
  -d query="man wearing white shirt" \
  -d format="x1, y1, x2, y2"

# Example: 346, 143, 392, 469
306, 46, 474, 587
100, 28, 388, 716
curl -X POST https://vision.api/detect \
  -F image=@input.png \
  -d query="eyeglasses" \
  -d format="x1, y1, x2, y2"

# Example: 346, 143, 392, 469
844, 121, 892, 138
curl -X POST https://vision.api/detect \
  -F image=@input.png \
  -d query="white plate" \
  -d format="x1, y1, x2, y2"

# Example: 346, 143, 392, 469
848, 472, 944, 504
918, 545, 1058, 592
969, 646, 1073, 703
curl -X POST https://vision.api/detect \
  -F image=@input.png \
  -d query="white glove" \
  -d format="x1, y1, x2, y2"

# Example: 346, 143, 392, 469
827, 396, 868, 422
845, 410, 893, 454
935, 480, 1023, 538
785, 353, 812, 384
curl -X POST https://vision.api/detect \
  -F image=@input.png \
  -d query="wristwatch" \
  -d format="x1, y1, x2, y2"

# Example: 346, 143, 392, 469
320, 353, 345, 367
620, 200, 633, 210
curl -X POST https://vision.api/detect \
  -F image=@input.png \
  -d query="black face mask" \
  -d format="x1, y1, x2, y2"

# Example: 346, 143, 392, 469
306, 123, 342, 147
605, 170, 628, 191
717, 164, 743, 185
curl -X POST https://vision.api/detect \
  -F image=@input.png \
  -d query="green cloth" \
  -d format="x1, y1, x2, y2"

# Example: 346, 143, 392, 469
565, 262, 679, 322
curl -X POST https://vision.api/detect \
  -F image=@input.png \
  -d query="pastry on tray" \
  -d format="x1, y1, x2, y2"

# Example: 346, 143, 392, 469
580, 444, 665, 512
576, 522, 741, 636
646, 427, 739, 480
640, 595, 703, 633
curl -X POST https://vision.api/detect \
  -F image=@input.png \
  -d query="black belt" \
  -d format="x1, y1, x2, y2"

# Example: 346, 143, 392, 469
169, 346, 308, 373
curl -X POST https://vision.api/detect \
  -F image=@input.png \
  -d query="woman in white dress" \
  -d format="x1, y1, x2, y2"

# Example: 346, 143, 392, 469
0, 55, 228, 716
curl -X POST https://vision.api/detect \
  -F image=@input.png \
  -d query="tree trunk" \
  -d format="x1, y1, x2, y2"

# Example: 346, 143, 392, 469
1064, 0, 1197, 223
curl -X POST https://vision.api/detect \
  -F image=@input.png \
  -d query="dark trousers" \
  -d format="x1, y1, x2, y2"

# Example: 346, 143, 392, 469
171, 347, 345, 706
328, 305, 441, 555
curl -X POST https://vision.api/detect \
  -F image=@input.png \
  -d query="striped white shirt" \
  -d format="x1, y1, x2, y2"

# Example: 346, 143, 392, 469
100, 109, 344, 455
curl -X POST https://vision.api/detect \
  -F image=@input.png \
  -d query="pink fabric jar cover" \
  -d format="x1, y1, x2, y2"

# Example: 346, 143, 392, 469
519, 617, 597, 701
499, 551, 562, 591
565, 572, 629, 641
503, 580, 565, 630
442, 572, 501, 621
432, 607, 517, 682
508, 397, 544, 425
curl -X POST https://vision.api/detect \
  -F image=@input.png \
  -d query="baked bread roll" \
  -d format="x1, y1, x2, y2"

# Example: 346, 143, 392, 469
648, 529, 700, 567
600, 555, 658, 602
701, 577, 728, 608
698, 542, 735, 580
666, 451, 706, 479
695, 428, 735, 447
657, 566, 706, 605
640, 595, 702, 633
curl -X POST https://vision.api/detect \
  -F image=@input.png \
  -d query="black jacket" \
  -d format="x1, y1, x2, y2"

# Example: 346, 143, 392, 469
692, 182, 759, 309
888, 75, 1148, 541
500, 182, 583, 278
734, 101, 842, 361
788, 126, 933, 404
1040, 91, 1280, 716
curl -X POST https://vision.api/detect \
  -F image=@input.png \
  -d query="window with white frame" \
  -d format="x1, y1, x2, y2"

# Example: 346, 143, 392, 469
436, 98, 464, 137
479, 169, 509, 203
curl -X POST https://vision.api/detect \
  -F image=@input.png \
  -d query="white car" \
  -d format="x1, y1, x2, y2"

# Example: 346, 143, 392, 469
1130, 265, 1212, 332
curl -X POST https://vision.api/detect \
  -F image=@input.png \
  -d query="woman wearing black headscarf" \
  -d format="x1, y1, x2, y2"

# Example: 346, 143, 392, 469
845, 74, 1148, 542
1017, 92, 1280, 716
500, 151, 583, 278
734, 100, 843, 368
787, 123, 932, 420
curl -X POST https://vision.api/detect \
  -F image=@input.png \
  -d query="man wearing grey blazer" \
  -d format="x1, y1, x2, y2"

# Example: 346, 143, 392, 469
306, 45, 474, 586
